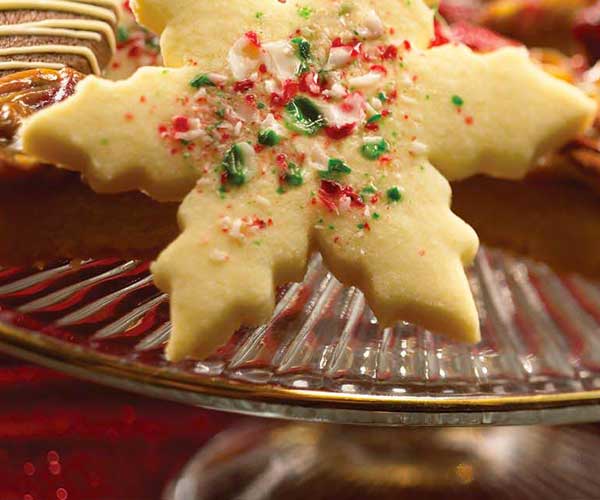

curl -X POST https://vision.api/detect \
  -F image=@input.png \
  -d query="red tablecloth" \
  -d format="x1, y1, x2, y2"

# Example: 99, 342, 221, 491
0, 355, 238, 500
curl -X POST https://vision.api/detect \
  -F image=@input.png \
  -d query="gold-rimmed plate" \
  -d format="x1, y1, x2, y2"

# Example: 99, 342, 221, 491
1, 248, 600, 426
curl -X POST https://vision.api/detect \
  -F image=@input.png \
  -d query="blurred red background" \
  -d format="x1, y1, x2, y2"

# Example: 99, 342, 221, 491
0, 354, 239, 500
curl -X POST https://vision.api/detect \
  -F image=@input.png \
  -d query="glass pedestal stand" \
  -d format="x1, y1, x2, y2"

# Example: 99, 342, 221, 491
1, 249, 600, 498
165, 423, 600, 500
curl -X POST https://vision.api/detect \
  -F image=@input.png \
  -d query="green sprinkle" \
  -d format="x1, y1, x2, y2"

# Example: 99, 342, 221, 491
257, 102, 266, 110
387, 186, 402, 203
100, 138, 109, 146
285, 97, 326, 136
451, 95, 464, 107
319, 158, 352, 179
372, 212, 381, 220
285, 162, 305, 186
190, 74, 215, 88
357, 223, 366, 230
328, 224, 336, 230
255, 11, 264, 19
216, 108, 226, 118
258, 129, 282, 147
360, 138, 389, 160
221, 144, 247, 186
361, 185, 377, 197
292, 37, 311, 60
298, 6, 313, 18
117, 26, 129, 43
378, 91, 388, 102
145, 37, 159, 50
277, 186, 286, 194
367, 114, 383, 124
291, 37, 312, 74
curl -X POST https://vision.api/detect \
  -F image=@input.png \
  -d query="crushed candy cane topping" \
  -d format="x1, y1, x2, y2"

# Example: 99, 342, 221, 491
149, 4, 481, 249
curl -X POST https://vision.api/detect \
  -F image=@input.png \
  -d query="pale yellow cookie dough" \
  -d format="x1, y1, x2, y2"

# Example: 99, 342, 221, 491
20, 0, 596, 361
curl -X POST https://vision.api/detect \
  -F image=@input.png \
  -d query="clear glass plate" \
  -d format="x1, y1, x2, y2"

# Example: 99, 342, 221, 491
1, 247, 600, 426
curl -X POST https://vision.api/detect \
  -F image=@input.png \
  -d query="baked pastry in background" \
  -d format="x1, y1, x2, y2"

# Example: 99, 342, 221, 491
0, 0, 174, 265
104, 0, 161, 80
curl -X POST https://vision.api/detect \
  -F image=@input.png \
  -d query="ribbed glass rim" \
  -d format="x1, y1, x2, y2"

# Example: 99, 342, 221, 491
2, 319, 600, 426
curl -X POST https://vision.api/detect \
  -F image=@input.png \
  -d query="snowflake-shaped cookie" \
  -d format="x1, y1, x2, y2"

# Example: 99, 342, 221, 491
21, 0, 595, 360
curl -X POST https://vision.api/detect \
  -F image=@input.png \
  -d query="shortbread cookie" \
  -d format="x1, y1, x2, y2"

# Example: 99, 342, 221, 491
21, 0, 595, 360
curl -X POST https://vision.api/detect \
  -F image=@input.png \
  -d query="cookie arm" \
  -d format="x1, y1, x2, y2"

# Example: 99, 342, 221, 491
315, 163, 480, 343
21, 66, 201, 202
410, 44, 597, 181
152, 180, 315, 362
132, 0, 435, 67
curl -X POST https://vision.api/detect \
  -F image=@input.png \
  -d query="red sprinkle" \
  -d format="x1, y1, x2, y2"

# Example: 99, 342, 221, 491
270, 80, 299, 107
370, 64, 387, 75
299, 71, 323, 95
244, 31, 261, 48
381, 44, 398, 60
319, 180, 365, 212
172, 115, 190, 132
252, 217, 267, 230
276, 153, 288, 169
233, 79, 255, 92
430, 20, 451, 47
325, 122, 356, 140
